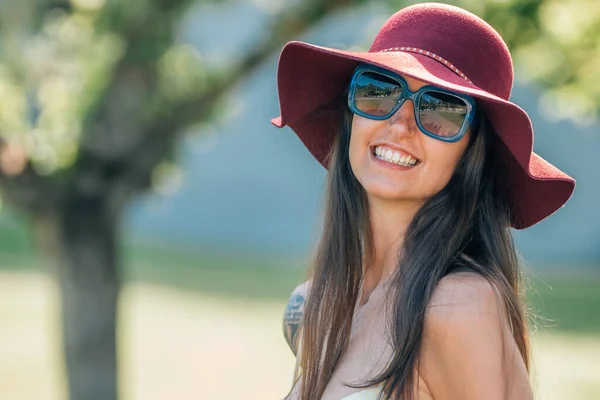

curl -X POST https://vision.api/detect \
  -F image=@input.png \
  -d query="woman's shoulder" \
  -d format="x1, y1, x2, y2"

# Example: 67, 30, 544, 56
282, 280, 312, 355
290, 279, 312, 297
285, 280, 312, 312
419, 268, 531, 399
428, 266, 498, 317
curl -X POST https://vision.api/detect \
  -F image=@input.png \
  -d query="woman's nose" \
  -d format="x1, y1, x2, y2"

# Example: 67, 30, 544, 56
387, 99, 418, 137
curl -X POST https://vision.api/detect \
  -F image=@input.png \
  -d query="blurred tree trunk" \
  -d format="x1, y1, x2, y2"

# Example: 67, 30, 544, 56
58, 198, 120, 400
35, 196, 121, 399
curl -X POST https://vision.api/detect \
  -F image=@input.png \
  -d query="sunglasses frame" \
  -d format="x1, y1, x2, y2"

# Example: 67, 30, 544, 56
347, 64, 478, 143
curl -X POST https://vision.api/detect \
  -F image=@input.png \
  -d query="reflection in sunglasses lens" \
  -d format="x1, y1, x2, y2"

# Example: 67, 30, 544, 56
418, 91, 467, 138
353, 72, 402, 117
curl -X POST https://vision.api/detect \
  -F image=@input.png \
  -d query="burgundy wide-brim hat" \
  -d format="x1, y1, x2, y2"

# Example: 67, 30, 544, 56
270, 2, 575, 229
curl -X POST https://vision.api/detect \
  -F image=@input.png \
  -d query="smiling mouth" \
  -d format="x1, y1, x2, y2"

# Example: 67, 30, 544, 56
371, 146, 421, 167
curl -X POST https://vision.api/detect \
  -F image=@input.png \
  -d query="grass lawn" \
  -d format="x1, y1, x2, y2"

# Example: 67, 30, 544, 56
0, 230, 598, 399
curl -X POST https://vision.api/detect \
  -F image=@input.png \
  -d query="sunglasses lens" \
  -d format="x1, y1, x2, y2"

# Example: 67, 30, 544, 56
352, 72, 403, 117
418, 91, 469, 138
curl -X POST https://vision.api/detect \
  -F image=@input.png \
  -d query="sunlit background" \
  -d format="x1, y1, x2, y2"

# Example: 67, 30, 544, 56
0, 0, 598, 399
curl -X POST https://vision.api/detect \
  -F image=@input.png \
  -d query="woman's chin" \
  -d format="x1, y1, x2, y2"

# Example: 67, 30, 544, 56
363, 184, 416, 203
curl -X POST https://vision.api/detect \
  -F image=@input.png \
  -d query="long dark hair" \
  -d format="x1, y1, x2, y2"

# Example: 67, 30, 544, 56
287, 98, 532, 400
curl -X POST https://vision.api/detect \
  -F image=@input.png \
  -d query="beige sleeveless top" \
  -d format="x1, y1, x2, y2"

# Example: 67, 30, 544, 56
285, 277, 394, 400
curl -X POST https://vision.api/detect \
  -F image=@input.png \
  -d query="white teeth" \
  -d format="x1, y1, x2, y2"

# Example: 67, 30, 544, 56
373, 145, 419, 167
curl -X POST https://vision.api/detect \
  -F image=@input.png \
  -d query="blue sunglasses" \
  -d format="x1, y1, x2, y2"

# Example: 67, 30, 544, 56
347, 64, 478, 142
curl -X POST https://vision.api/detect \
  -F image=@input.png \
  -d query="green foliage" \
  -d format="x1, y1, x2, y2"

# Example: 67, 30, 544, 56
480, 0, 599, 125
0, 4, 125, 174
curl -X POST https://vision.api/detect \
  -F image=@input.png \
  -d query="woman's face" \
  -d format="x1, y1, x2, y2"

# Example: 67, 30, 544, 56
348, 73, 472, 204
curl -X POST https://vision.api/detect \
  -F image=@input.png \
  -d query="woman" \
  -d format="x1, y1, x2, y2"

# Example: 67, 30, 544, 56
272, 3, 575, 400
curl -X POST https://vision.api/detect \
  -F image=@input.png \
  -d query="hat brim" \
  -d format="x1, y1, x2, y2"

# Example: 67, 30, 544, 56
271, 41, 575, 229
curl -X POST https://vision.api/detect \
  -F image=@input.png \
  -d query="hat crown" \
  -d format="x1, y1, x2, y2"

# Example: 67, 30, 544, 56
369, 3, 513, 100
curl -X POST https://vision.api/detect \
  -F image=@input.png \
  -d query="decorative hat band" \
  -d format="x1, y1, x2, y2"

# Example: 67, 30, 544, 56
379, 47, 472, 84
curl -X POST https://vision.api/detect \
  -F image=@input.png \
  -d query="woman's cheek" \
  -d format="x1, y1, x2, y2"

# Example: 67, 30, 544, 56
423, 162, 453, 197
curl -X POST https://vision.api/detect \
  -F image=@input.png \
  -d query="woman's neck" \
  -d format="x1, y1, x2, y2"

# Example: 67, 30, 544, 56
365, 196, 422, 283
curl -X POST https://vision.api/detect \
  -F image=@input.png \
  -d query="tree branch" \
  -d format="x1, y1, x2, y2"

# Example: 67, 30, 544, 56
80, 0, 367, 204
174, 0, 368, 128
